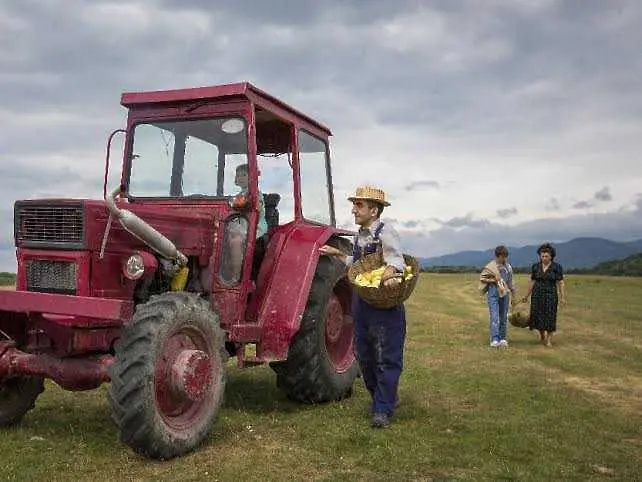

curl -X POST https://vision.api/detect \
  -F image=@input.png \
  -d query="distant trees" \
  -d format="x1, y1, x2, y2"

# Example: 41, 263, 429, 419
0, 272, 16, 286
420, 252, 642, 277
580, 253, 642, 277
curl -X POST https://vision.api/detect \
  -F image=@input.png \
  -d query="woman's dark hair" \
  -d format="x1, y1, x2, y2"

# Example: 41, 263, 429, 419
537, 242, 556, 259
494, 245, 509, 257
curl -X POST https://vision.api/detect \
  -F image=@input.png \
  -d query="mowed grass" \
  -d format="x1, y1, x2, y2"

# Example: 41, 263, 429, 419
1, 275, 641, 481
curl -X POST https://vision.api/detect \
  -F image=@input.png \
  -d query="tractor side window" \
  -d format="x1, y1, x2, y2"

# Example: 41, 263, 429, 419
298, 130, 332, 225
129, 123, 175, 196
257, 153, 295, 225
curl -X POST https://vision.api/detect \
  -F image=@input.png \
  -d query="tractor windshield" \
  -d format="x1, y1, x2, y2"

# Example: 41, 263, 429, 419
127, 116, 248, 198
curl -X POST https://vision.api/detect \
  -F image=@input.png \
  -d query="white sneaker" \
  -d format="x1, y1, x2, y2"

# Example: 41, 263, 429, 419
490, 340, 500, 348
499, 340, 509, 347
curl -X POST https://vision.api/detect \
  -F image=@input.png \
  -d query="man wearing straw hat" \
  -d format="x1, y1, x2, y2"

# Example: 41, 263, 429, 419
320, 186, 406, 428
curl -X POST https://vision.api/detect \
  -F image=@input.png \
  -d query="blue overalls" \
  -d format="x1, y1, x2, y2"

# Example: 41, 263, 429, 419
351, 223, 407, 416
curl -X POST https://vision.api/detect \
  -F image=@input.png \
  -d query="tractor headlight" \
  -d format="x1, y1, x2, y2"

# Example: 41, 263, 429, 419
124, 253, 145, 280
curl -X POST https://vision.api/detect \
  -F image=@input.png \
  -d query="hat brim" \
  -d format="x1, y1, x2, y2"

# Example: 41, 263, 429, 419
347, 195, 390, 207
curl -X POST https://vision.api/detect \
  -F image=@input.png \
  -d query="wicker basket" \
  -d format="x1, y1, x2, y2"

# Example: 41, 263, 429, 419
508, 304, 530, 328
348, 251, 419, 309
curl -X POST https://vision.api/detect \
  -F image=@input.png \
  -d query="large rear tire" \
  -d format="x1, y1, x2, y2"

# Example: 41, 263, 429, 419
271, 256, 358, 403
108, 292, 226, 460
0, 376, 44, 426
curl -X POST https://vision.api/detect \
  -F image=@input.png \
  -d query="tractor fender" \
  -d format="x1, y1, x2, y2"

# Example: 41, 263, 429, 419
254, 223, 353, 361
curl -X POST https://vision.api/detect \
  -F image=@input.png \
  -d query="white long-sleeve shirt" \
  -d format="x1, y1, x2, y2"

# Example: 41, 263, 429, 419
344, 219, 405, 272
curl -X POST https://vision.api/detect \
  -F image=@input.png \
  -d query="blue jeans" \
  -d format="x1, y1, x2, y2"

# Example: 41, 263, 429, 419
488, 295, 509, 342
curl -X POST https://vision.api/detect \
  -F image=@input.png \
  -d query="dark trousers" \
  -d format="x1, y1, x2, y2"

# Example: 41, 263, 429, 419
352, 296, 407, 415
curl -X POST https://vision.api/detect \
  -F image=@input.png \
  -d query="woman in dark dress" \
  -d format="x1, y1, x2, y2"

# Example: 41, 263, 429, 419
521, 243, 567, 347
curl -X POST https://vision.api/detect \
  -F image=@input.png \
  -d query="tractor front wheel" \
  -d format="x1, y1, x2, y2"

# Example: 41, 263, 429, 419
0, 375, 44, 427
271, 256, 358, 403
108, 292, 226, 460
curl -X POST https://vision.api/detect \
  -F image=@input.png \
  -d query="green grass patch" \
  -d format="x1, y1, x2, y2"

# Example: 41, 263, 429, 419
1, 274, 641, 481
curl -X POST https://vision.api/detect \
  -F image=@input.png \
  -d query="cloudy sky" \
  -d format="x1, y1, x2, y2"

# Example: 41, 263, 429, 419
1, 0, 642, 270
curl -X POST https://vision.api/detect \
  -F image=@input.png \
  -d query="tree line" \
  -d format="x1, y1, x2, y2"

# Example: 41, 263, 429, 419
420, 252, 642, 277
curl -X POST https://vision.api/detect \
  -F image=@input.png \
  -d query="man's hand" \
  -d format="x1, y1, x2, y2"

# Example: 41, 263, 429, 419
560, 297, 567, 308
382, 265, 402, 287
319, 245, 343, 257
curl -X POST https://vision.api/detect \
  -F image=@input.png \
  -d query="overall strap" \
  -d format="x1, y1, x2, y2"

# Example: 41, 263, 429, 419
373, 222, 385, 239
352, 234, 360, 259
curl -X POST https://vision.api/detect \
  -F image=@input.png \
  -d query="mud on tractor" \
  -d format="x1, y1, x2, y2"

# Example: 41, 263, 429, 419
0, 83, 358, 459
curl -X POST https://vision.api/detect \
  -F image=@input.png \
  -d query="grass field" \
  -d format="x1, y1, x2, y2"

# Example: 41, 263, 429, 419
1, 274, 641, 481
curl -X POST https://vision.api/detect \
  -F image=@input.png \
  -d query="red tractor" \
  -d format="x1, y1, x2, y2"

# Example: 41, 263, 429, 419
0, 83, 358, 459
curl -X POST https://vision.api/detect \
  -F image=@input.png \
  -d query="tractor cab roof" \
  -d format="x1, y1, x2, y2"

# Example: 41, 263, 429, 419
120, 82, 332, 138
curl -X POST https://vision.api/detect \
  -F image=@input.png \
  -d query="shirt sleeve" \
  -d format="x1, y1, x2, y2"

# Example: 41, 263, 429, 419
555, 263, 564, 281
379, 224, 406, 271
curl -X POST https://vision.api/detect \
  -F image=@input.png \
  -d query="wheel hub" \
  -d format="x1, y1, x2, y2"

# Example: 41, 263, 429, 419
324, 292, 355, 374
169, 349, 212, 402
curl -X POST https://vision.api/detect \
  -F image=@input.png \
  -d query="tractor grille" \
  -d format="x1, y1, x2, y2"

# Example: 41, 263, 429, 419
15, 204, 84, 249
25, 260, 77, 295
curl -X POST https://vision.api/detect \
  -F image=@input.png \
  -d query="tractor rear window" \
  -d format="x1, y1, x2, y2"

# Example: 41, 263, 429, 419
128, 117, 248, 198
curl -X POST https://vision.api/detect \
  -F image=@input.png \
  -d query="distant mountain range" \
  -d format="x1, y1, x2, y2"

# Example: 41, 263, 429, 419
419, 237, 642, 270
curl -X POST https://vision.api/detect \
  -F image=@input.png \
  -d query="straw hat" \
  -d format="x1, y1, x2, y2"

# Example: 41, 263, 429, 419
347, 186, 390, 206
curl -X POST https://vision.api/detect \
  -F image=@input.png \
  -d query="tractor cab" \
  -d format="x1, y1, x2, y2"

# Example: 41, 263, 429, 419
112, 83, 340, 309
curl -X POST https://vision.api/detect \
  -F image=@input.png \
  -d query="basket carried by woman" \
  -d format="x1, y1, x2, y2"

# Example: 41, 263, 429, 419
348, 250, 419, 309
508, 300, 530, 328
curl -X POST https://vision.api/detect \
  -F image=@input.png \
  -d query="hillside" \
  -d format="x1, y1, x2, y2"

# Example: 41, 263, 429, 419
420, 237, 642, 270
588, 252, 642, 276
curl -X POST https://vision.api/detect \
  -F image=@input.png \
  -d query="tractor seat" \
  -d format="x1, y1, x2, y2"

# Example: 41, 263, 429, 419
263, 193, 280, 232
252, 193, 280, 280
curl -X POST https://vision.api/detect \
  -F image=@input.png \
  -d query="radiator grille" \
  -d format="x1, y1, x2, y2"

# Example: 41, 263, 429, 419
16, 204, 84, 248
26, 260, 77, 295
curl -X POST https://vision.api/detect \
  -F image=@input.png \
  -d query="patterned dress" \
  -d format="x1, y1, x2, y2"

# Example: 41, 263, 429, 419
529, 262, 564, 332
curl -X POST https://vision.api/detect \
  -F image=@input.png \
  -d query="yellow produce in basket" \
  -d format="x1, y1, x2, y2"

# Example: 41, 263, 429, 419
354, 265, 414, 288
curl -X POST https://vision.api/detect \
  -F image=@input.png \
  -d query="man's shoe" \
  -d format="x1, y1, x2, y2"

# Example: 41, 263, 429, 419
371, 413, 390, 428
490, 340, 500, 348
499, 339, 509, 347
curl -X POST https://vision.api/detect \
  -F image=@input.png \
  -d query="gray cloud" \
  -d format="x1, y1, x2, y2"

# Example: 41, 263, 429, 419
1, 0, 642, 271
403, 220, 420, 228
400, 196, 642, 257
545, 198, 561, 211
404, 180, 440, 191
573, 201, 593, 210
496, 207, 518, 218
594, 186, 612, 202
436, 213, 490, 229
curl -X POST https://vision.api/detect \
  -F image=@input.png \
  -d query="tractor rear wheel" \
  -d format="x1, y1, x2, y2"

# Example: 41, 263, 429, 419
0, 375, 44, 426
108, 292, 226, 460
271, 256, 358, 403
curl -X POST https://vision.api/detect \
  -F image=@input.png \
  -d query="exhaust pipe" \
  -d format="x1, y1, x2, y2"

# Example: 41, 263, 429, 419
105, 188, 188, 266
